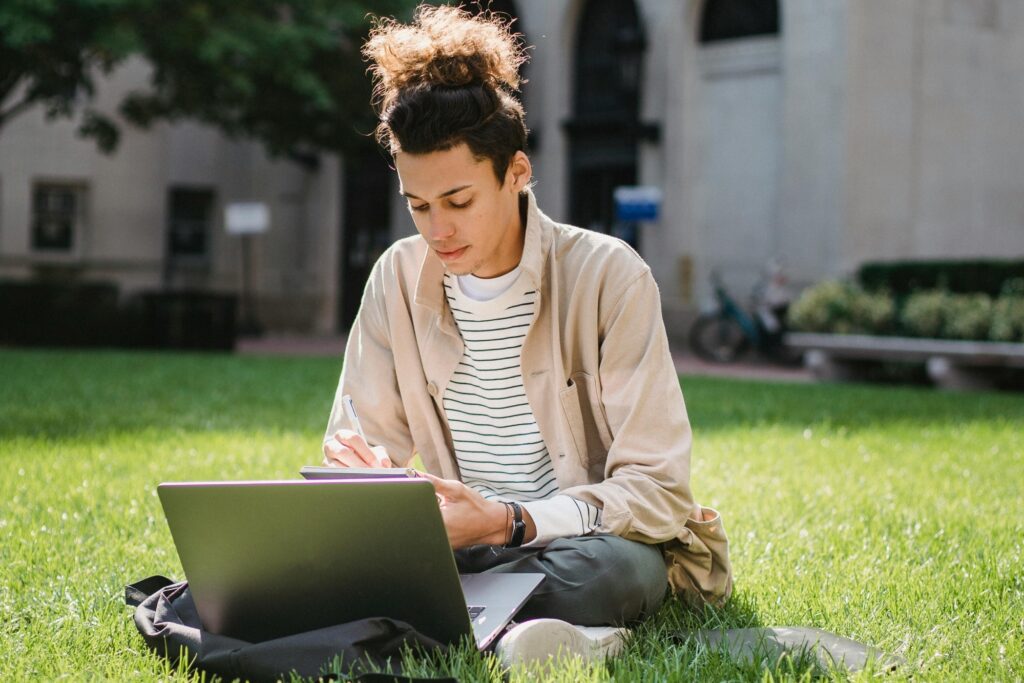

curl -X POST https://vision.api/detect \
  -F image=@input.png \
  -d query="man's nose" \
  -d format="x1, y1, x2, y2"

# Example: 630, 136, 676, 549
425, 209, 456, 240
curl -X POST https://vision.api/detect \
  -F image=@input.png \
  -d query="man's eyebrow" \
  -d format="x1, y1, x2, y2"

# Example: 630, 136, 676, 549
400, 184, 473, 201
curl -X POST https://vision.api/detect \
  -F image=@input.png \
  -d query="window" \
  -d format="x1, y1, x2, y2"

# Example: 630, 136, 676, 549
32, 183, 85, 251
699, 0, 780, 44
575, 0, 645, 119
168, 187, 215, 259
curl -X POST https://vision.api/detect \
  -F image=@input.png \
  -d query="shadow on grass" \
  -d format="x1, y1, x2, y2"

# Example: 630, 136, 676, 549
1, 349, 1022, 443
0, 349, 342, 442
607, 593, 842, 681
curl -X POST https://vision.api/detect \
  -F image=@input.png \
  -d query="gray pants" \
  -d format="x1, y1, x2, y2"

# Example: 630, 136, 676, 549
454, 534, 669, 627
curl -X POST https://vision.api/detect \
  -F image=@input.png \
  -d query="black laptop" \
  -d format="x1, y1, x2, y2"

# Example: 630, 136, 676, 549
157, 478, 542, 648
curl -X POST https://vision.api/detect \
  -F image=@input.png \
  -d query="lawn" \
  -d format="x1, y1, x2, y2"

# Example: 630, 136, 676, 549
1, 349, 1021, 682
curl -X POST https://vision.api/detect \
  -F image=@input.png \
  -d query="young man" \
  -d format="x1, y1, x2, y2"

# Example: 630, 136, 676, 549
322, 6, 731, 665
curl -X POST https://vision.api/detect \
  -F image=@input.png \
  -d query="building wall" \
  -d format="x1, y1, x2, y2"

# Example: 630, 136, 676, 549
776, 0, 849, 287
691, 36, 783, 306
0, 58, 341, 333
844, 0, 1024, 268
0, 59, 166, 290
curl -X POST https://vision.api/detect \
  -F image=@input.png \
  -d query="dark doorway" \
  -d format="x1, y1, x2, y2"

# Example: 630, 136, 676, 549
569, 165, 636, 236
340, 148, 394, 331
567, 0, 650, 249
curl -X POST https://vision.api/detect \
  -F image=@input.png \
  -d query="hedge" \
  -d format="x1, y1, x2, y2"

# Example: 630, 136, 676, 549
857, 259, 1024, 297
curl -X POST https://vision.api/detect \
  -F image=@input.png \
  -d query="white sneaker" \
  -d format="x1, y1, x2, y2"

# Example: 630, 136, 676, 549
494, 619, 629, 668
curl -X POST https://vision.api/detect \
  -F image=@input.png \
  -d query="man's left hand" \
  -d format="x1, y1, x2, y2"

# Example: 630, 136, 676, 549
421, 473, 532, 549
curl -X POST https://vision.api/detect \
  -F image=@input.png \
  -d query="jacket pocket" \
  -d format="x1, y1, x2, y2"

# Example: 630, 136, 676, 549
665, 506, 733, 608
558, 372, 612, 470
558, 378, 587, 467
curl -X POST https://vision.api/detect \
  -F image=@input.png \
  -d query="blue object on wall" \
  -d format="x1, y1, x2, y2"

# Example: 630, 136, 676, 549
614, 186, 662, 222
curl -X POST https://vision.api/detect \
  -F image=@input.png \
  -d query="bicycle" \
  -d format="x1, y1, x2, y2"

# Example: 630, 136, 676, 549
687, 265, 797, 364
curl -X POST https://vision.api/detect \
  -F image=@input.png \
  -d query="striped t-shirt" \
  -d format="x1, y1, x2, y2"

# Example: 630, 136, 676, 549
442, 268, 601, 546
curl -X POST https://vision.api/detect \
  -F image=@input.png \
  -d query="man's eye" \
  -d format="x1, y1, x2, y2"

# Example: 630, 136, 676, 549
409, 203, 428, 212
449, 199, 472, 209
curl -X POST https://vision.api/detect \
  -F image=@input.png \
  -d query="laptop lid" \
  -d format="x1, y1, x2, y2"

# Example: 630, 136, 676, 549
158, 478, 477, 645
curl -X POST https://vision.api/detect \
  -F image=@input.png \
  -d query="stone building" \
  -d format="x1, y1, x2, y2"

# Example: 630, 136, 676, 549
2, 0, 1022, 339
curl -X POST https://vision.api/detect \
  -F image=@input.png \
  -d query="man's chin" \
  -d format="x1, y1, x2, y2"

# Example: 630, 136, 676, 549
443, 263, 474, 276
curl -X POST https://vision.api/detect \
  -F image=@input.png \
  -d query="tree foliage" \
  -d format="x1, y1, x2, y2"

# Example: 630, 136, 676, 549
0, 0, 416, 155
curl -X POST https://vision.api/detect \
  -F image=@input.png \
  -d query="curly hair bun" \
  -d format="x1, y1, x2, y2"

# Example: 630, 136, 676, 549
364, 4, 527, 102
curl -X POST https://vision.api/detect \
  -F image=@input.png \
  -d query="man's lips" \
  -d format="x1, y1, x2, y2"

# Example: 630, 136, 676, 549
435, 245, 468, 261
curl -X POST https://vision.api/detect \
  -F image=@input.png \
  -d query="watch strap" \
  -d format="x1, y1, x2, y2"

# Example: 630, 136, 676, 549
505, 501, 526, 548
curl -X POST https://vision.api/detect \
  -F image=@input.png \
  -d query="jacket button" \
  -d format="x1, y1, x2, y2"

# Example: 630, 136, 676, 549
427, 382, 438, 397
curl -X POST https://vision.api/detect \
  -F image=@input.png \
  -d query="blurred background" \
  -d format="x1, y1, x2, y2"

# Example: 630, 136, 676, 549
1, 0, 1022, 372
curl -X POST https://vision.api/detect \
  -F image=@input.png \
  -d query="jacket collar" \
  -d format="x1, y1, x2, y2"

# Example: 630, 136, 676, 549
414, 187, 548, 314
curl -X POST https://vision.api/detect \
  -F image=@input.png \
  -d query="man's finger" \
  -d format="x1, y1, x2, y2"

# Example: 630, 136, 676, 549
333, 432, 378, 467
324, 447, 370, 469
327, 430, 392, 468
420, 472, 462, 496
322, 440, 344, 467
369, 446, 393, 468
418, 473, 447, 506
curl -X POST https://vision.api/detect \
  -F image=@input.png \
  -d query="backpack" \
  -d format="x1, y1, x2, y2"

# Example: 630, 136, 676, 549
126, 575, 459, 683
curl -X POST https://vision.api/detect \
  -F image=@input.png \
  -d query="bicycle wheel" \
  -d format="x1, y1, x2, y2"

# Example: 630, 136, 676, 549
688, 314, 750, 363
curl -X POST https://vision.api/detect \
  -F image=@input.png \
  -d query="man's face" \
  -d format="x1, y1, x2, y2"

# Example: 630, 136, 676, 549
395, 143, 529, 278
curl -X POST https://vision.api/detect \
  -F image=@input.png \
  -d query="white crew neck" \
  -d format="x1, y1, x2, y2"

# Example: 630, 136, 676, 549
457, 266, 522, 302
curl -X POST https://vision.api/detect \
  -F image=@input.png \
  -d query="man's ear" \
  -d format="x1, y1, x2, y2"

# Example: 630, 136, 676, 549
507, 151, 532, 193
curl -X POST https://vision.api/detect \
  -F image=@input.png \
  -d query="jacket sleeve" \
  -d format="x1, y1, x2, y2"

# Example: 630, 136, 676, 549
560, 268, 732, 605
323, 255, 416, 466
560, 269, 694, 537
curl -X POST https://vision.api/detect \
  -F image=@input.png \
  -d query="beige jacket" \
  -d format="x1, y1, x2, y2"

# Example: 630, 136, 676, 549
326, 190, 733, 608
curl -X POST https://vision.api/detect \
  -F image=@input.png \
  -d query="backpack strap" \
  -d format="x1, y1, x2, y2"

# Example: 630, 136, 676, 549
124, 575, 176, 608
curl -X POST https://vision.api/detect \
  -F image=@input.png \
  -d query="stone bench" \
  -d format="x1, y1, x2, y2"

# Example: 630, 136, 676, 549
784, 332, 1024, 390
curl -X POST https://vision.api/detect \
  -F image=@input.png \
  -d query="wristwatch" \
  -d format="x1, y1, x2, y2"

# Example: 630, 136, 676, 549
505, 501, 526, 548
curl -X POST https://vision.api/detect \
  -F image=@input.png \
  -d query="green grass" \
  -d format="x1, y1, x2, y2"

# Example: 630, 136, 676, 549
1, 349, 1022, 681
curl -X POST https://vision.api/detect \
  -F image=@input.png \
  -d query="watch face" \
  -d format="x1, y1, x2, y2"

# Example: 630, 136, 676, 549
510, 519, 526, 547
504, 502, 527, 547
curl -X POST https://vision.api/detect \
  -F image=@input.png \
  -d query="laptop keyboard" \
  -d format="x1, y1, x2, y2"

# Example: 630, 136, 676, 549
467, 605, 485, 620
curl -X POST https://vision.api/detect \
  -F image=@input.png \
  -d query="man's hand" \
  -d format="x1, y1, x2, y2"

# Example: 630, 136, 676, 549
421, 473, 536, 549
322, 429, 391, 468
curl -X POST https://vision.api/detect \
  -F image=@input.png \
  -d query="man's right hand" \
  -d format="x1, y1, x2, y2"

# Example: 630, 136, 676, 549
322, 429, 392, 468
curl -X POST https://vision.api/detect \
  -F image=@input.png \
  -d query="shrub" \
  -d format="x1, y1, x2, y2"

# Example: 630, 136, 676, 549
941, 293, 993, 341
788, 281, 852, 333
792, 278, 1024, 343
990, 295, 1024, 343
897, 291, 996, 341
858, 259, 1024, 297
1000, 278, 1024, 297
788, 281, 894, 335
900, 290, 948, 338
850, 288, 896, 334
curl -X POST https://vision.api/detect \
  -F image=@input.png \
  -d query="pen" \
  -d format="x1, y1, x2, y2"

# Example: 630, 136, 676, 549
341, 394, 400, 470
341, 394, 366, 441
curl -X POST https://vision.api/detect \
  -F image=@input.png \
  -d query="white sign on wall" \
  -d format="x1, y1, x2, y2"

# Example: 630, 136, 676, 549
225, 202, 270, 234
